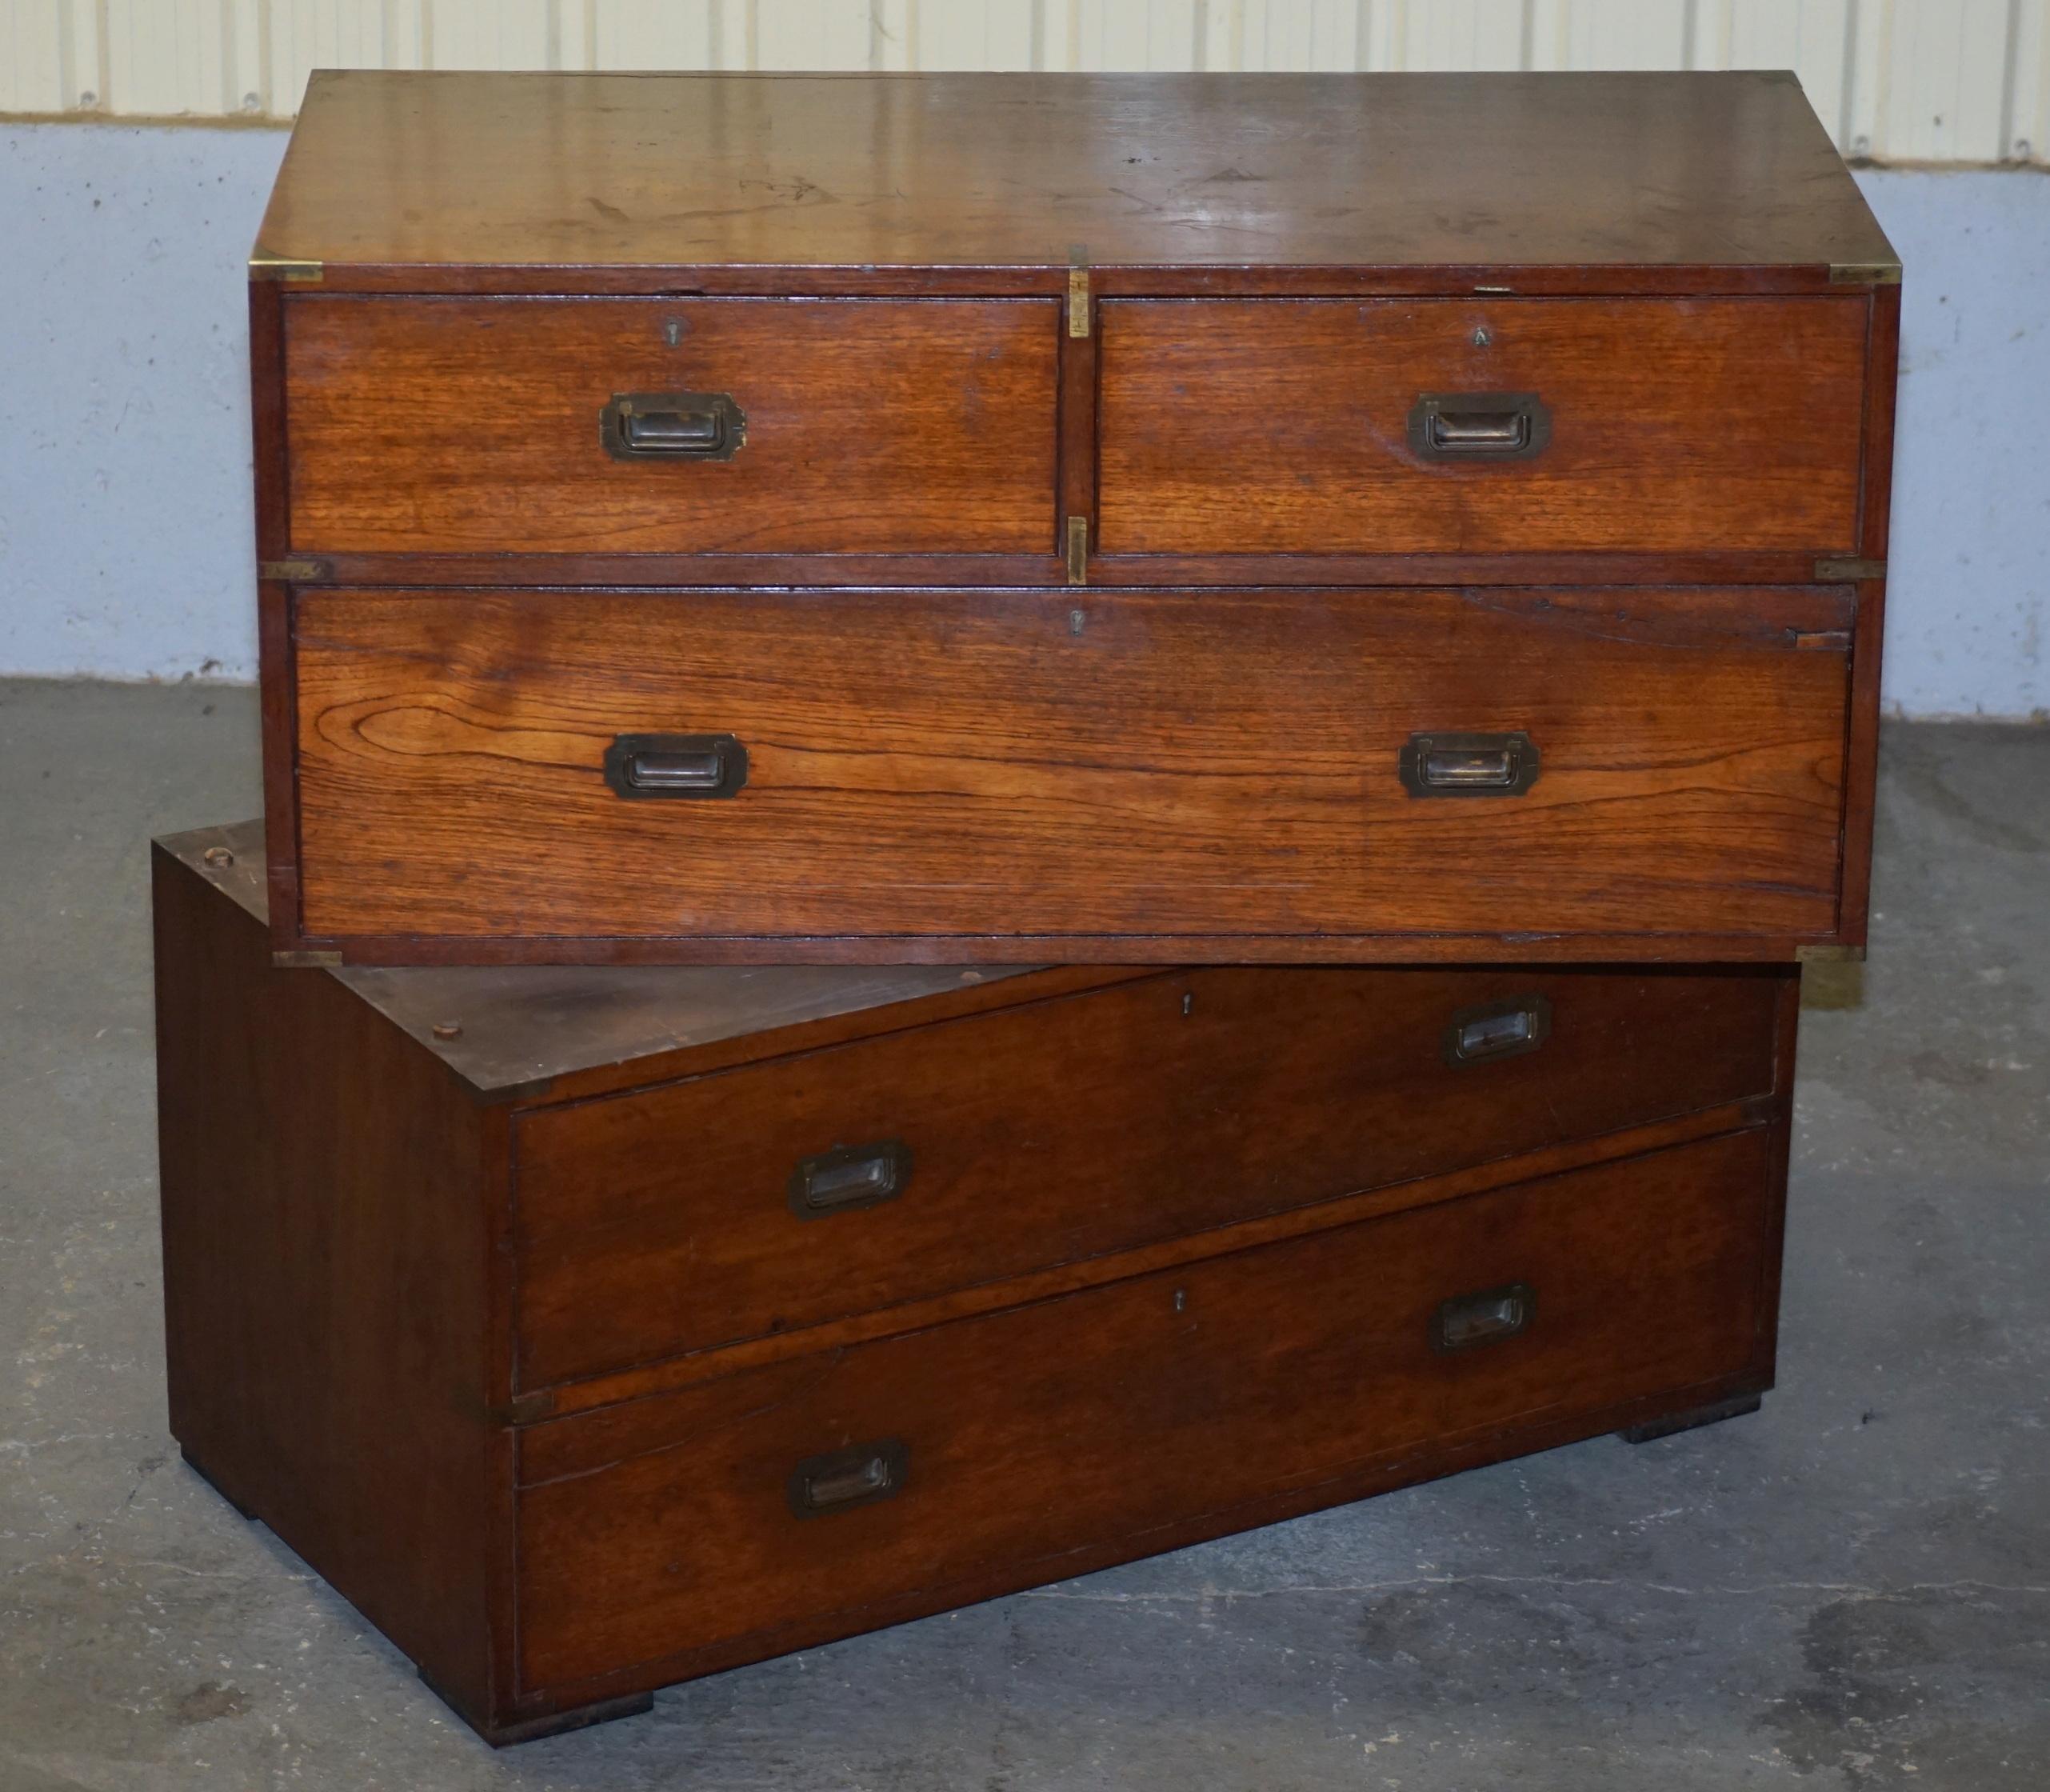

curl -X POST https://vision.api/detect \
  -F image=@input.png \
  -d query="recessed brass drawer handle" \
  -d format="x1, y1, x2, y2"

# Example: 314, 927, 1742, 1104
602, 733, 748, 800
600, 390, 745, 462
1442, 994, 1552, 1066
786, 1439, 909, 1518
1430, 1282, 1536, 1353
1398, 730, 1540, 798
786, 1139, 913, 1219
1408, 391, 1551, 460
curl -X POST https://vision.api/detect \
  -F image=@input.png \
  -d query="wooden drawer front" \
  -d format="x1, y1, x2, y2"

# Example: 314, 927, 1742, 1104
282, 297, 1059, 556
294, 586, 1850, 947
513, 966, 1782, 1388
1097, 297, 1868, 555
516, 1128, 1774, 1693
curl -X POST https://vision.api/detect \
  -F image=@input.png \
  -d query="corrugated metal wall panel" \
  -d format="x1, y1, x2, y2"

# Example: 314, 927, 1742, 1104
1881, 0, 2015, 160
2, 0, 2042, 163
1552, 0, 1692, 71
1, 0, 66, 111
1398, 2, 1532, 75
1705, 1, 1852, 146
2015, 0, 2049, 159
917, 0, 1038, 71
591, 1, 717, 73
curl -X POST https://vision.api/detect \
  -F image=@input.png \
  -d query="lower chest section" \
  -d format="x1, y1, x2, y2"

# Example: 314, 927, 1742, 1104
496, 959, 1792, 1703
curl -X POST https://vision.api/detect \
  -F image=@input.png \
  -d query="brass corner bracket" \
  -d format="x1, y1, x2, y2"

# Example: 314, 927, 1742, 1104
1065, 516, 1089, 585
1066, 244, 1091, 338
1828, 261, 1902, 286
1067, 266, 1091, 338
1815, 557, 1886, 582
249, 250, 325, 284
260, 558, 331, 583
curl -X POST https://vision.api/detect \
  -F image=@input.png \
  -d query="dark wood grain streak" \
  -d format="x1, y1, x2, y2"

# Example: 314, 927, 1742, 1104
289, 585, 1852, 958
513, 965, 1783, 1390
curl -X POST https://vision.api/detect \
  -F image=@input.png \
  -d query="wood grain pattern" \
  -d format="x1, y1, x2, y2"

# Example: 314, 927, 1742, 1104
513, 966, 1781, 1389
1098, 297, 1869, 555
157, 827, 1791, 1737
1837, 283, 1903, 950
281, 927, 1851, 969
1749, 972, 1806, 1395
525, 1094, 1780, 1423
515, 1127, 1776, 1694
256, 70, 1896, 278
269, 548, 1859, 592
291, 585, 1852, 954
162, 819, 1151, 1102
152, 840, 505, 1719
512, 1363, 1778, 1718
264, 265, 1895, 301
283, 297, 1060, 555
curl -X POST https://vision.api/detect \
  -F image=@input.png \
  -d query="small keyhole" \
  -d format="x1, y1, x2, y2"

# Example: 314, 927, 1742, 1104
1069, 609, 1085, 636
1173, 1288, 1187, 1314
1181, 992, 1193, 1016
663, 316, 686, 347
1473, 326, 1492, 348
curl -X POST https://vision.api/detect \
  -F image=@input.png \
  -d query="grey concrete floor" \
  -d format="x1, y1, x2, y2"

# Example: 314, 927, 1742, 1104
0, 677, 2044, 1792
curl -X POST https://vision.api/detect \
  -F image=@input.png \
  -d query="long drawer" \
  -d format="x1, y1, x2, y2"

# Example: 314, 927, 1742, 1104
282, 296, 1061, 556
290, 584, 1852, 957
514, 1127, 1776, 1694
513, 964, 1784, 1389
1097, 296, 1870, 556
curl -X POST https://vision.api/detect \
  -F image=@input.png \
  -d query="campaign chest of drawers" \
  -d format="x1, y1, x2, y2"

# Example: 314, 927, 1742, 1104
250, 69, 1899, 967
156, 822, 1797, 1743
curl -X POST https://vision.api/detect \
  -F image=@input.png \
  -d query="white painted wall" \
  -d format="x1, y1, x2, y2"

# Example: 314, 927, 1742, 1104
0, 122, 282, 683
1869, 166, 2050, 718
0, 120, 2044, 717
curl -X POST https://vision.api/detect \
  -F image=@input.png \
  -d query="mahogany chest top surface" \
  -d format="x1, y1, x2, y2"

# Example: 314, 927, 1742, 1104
166, 820, 1069, 1097
255, 68, 1896, 283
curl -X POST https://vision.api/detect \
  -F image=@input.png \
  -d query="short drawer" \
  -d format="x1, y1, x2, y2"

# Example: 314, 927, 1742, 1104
1097, 297, 1869, 555
512, 964, 1784, 1388
282, 296, 1059, 556
291, 584, 1852, 953
514, 1127, 1776, 1694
